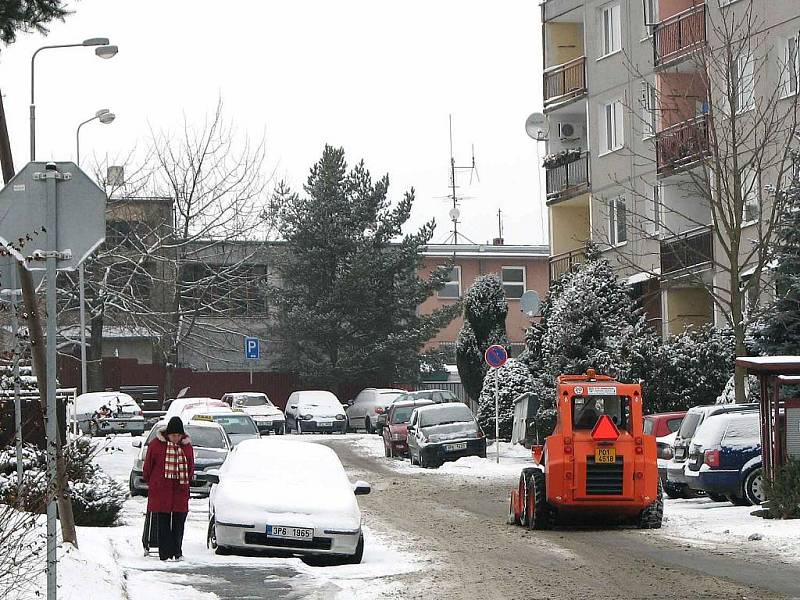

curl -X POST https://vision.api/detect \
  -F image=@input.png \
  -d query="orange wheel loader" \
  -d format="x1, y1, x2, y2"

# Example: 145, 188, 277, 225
508, 370, 662, 529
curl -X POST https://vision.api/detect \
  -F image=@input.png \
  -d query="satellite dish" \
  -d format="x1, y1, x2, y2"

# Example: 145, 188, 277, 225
519, 290, 541, 317
449, 207, 461, 220
525, 113, 547, 141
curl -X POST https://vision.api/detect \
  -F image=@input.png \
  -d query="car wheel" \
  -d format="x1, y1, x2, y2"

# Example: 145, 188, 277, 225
365, 417, 373, 435
128, 472, 139, 497
410, 451, 418, 466
707, 492, 728, 502
527, 469, 553, 530
384, 442, 391, 458
276, 424, 285, 435
743, 468, 765, 506
728, 494, 750, 506
663, 481, 683, 500
346, 533, 365, 564
207, 518, 217, 549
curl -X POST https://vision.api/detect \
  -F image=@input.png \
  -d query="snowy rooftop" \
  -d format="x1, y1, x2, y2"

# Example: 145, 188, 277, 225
736, 356, 800, 373
421, 243, 549, 258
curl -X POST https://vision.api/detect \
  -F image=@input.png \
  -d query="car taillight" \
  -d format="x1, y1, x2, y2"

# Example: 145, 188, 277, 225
657, 445, 673, 460
703, 449, 720, 468
476, 429, 484, 438
375, 407, 385, 414
138, 410, 143, 417
301, 414, 313, 420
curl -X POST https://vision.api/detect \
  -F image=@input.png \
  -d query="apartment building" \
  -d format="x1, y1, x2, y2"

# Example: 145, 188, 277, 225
541, 0, 800, 336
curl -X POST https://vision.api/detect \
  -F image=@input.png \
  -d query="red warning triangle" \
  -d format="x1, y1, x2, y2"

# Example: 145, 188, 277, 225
591, 415, 620, 442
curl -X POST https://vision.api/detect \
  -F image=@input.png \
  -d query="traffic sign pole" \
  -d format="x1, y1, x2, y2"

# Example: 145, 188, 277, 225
495, 366, 500, 464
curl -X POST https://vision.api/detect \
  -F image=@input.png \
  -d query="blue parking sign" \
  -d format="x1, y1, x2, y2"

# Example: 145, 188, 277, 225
245, 337, 260, 360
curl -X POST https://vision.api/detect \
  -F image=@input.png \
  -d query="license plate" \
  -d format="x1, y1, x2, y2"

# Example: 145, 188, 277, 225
258, 421, 272, 426
675, 447, 686, 460
266, 525, 313, 540
595, 448, 616, 463
319, 422, 333, 427
444, 442, 468, 451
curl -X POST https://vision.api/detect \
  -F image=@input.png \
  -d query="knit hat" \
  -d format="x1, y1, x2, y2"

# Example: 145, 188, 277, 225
164, 416, 185, 436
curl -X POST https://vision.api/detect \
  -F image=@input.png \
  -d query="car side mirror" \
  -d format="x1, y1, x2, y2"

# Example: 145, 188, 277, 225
204, 469, 221, 485
407, 426, 415, 434
131, 439, 142, 448
290, 405, 297, 410
377, 414, 387, 427
353, 480, 371, 495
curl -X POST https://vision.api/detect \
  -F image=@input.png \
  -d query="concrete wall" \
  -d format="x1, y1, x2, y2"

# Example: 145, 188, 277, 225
546, 22, 585, 68
665, 285, 713, 335
550, 197, 591, 255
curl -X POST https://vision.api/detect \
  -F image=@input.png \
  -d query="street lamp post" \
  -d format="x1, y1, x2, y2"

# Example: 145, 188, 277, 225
30, 37, 118, 160
75, 109, 115, 394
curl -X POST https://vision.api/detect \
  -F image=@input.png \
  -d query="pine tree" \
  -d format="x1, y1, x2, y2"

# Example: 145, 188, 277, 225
455, 274, 509, 401
0, 1, 69, 45
477, 358, 532, 440
270, 146, 458, 389
752, 155, 800, 355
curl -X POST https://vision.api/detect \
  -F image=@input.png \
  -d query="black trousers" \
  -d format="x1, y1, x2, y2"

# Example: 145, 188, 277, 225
156, 512, 187, 560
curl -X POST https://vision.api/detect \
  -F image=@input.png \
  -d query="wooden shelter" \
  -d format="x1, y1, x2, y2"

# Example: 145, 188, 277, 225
736, 356, 800, 480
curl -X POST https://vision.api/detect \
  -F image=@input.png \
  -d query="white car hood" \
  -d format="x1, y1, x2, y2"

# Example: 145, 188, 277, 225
214, 478, 360, 531
242, 406, 284, 419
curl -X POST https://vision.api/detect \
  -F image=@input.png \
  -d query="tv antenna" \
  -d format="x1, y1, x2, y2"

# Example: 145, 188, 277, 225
441, 114, 479, 244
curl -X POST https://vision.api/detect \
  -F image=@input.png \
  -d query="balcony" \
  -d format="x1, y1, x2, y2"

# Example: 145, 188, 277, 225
545, 151, 590, 203
544, 56, 587, 110
660, 226, 713, 275
653, 4, 706, 68
655, 114, 709, 175
549, 246, 586, 282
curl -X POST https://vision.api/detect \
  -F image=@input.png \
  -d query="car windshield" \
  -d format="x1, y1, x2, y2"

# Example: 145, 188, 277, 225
212, 414, 258, 435
419, 404, 474, 427
678, 412, 703, 439
439, 391, 458, 402
185, 425, 227, 448
391, 406, 416, 424
572, 395, 629, 430
236, 395, 271, 407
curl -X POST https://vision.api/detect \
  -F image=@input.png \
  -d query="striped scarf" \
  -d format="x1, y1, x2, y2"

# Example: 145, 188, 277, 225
164, 440, 189, 485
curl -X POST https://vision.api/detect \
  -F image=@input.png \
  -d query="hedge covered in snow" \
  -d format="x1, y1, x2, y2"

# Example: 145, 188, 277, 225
477, 359, 533, 439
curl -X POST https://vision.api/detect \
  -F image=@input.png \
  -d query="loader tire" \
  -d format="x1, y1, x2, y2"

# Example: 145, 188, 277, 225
527, 469, 553, 530
638, 479, 664, 529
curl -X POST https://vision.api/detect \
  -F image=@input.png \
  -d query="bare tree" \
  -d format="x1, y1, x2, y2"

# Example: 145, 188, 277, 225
598, 0, 799, 402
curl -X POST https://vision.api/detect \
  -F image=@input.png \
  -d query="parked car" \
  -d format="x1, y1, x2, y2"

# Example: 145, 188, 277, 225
407, 403, 486, 468
379, 399, 435, 457
74, 391, 146, 437
395, 389, 460, 404
207, 438, 371, 563
221, 392, 286, 435
129, 419, 231, 497
345, 388, 406, 434
188, 409, 261, 446
164, 397, 228, 421
684, 410, 764, 506
285, 391, 347, 434
666, 403, 758, 499
644, 411, 686, 438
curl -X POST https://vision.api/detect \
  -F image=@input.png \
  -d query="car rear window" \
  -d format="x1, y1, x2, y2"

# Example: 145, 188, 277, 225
236, 395, 271, 407
643, 417, 654, 435
391, 406, 415, 424
212, 414, 258, 435
667, 417, 683, 433
186, 425, 227, 448
572, 395, 629, 430
722, 415, 760, 447
419, 404, 473, 427
678, 412, 702, 439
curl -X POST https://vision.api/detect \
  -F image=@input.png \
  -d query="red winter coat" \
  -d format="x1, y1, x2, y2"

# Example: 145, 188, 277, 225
143, 431, 194, 513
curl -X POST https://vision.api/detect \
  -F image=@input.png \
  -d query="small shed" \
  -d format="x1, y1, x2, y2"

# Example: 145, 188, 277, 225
736, 356, 800, 480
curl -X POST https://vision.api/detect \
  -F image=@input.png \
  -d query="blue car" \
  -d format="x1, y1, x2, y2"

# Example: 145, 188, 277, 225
684, 410, 764, 506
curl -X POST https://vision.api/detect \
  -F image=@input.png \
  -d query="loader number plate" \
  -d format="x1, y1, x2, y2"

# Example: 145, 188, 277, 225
595, 448, 616, 464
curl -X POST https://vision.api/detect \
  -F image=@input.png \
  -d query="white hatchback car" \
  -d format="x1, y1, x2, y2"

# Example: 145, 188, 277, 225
345, 388, 406, 434
284, 391, 347, 434
221, 392, 286, 435
207, 438, 370, 563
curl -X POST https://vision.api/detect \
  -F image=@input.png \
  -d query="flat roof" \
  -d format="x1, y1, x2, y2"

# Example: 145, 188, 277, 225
736, 356, 800, 375
421, 243, 549, 259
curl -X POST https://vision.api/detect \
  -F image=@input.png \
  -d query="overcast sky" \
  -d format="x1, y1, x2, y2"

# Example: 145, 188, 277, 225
0, 0, 546, 245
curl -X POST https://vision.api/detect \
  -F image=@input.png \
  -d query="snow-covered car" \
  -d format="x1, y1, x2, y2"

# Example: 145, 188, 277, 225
164, 397, 228, 421
187, 409, 261, 446
684, 410, 763, 505
406, 403, 486, 468
221, 392, 286, 435
129, 419, 231, 497
207, 438, 371, 563
379, 398, 435, 458
345, 388, 406, 434
285, 390, 347, 434
74, 391, 146, 437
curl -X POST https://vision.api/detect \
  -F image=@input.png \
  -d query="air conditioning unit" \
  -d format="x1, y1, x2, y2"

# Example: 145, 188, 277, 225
557, 122, 579, 140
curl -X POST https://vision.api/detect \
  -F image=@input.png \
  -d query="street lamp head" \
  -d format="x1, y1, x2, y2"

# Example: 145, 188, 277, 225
95, 45, 118, 59
95, 109, 110, 118
82, 37, 110, 46
99, 112, 116, 125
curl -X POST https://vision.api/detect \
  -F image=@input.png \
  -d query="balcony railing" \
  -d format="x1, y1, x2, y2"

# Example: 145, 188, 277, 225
653, 4, 706, 67
549, 246, 587, 282
655, 114, 709, 174
546, 151, 590, 202
660, 226, 713, 275
544, 56, 587, 109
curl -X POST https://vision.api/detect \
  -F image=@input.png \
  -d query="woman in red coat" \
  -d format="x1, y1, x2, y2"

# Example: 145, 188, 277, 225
143, 416, 194, 561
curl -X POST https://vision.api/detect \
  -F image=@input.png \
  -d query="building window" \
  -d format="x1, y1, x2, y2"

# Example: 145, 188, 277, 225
642, 0, 657, 37
501, 266, 526, 300
641, 81, 657, 138
438, 266, 461, 299
601, 3, 622, 57
736, 52, 755, 113
649, 184, 662, 234
599, 100, 624, 154
609, 197, 628, 245
741, 168, 760, 223
781, 36, 799, 97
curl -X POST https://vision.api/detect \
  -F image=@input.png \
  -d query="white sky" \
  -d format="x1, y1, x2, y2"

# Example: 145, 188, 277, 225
0, 0, 546, 245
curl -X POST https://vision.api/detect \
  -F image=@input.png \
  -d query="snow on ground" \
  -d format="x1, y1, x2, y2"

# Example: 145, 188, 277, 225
90, 434, 422, 599
350, 434, 531, 480
657, 496, 800, 564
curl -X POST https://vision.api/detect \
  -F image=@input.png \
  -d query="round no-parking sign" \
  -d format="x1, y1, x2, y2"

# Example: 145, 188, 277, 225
484, 345, 508, 369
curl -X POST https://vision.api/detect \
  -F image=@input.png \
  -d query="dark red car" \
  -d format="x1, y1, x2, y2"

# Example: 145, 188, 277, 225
644, 411, 686, 438
380, 399, 435, 457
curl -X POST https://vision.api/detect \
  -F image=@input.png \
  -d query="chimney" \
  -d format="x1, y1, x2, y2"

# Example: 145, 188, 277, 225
492, 237, 504, 246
